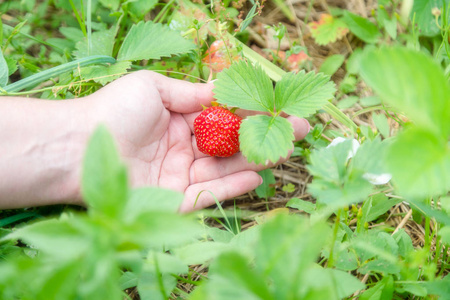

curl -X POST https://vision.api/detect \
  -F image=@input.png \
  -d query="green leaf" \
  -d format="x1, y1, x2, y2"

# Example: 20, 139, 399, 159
0, 211, 39, 227
399, 283, 428, 297
359, 275, 394, 300
214, 60, 274, 112
123, 212, 202, 249
393, 229, 414, 258
117, 21, 195, 61
377, 7, 397, 39
409, 200, 450, 227
359, 258, 401, 275
78, 60, 131, 85
274, 70, 335, 118
365, 194, 401, 222
306, 137, 375, 207
425, 274, 450, 298
319, 54, 345, 76
307, 139, 352, 182
439, 226, 450, 246
308, 175, 372, 206
122, 187, 184, 223
327, 269, 365, 298
255, 214, 330, 299
351, 137, 390, 178
411, 0, 450, 36
286, 197, 316, 214
229, 33, 357, 131
138, 252, 187, 300
60, 26, 85, 41
308, 14, 349, 45
0, 49, 8, 87
387, 127, 450, 199
360, 46, 450, 136
82, 125, 128, 217
5, 56, 17, 77
98, 0, 120, 10
205, 251, 275, 300
207, 226, 234, 243
383, 16, 397, 40
346, 47, 363, 74
73, 26, 116, 59
192, 215, 330, 300
6, 218, 90, 260
372, 112, 390, 138
239, 1, 258, 32
282, 183, 295, 193
119, 272, 138, 290
354, 231, 399, 266
337, 96, 358, 109
172, 241, 231, 265
441, 196, 450, 214
239, 115, 294, 164
255, 169, 276, 198
129, 0, 158, 18
360, 96, 381, 107
335, 248, 359, 271
342, 11, 381, 44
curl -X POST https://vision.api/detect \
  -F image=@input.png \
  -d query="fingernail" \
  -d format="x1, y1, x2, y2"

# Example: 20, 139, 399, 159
259, 175, 264, 185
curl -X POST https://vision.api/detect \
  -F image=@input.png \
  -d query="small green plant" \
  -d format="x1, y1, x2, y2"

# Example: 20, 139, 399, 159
214, 60, 335, 164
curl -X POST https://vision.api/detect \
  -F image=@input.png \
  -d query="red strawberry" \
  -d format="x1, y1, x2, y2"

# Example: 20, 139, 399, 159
194, 106, 242, 157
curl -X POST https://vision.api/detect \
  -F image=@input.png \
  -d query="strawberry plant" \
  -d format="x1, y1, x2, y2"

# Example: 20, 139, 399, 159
214, 60, 335, 164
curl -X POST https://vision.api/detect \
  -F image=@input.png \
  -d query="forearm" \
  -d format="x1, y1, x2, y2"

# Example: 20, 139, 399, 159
0, 97, 92, 209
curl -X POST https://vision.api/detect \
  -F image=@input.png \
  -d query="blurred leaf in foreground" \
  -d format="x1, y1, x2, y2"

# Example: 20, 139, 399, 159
360, 46, 450, 199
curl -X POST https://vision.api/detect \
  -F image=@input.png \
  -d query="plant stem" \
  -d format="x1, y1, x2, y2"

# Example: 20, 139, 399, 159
327, 209, 342, 268
154, 0, 176, 23
87, 0, 92, 56
69, 0, 87, 37
196, 28, 205, 81
424, 198, 432, 254
438, 245, 448, 277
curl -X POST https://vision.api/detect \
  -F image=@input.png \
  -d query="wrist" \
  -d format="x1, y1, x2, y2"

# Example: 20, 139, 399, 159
0, 97, 92, 208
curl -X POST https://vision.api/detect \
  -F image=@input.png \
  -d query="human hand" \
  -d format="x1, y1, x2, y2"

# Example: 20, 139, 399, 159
85, 71, 310, 212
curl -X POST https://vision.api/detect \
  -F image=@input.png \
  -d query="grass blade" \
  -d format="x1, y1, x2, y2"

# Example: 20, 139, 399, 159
2, 55, 116, 93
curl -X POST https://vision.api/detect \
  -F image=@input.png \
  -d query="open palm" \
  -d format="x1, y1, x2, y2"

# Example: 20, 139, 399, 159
88, 71, 310, 212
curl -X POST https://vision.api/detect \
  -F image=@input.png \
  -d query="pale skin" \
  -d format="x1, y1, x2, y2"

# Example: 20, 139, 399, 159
0, 71, 310, 212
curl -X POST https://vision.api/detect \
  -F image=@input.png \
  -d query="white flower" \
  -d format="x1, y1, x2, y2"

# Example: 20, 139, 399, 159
363, 173, 392, 185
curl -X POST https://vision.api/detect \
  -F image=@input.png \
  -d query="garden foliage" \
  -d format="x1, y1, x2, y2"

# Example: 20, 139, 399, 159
1, 0, 450, 299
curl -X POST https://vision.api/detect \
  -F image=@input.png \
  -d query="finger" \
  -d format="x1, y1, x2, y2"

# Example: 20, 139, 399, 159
133, 70, 215, 113
180, 171, 262, 212
190, 145, 296, 184
190, 153, 267, 184
287, 116, 310, 141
